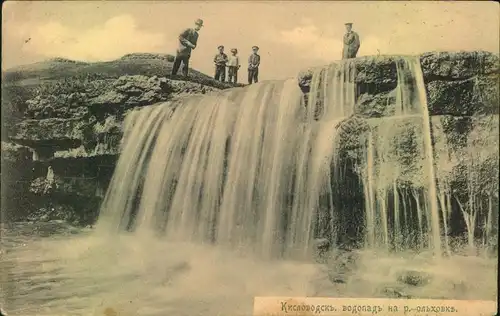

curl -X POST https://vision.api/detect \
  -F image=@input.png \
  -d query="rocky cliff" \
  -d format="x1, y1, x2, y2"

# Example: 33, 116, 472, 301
2, 51, 498, 251
1, 53, 241, 225
298, 51, 499, 250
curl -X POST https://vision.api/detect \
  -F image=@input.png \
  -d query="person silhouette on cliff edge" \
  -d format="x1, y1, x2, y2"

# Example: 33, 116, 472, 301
171, 19, 203, 77
342, 22, 360, 59
214, 45, 228, 82
248, 46, 260, 84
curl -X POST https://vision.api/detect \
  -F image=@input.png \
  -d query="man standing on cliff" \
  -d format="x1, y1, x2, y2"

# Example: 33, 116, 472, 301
171, 19, 203, 77
248, 46, 260, 84
214, 45, 228, 82
342, 23, 360, 59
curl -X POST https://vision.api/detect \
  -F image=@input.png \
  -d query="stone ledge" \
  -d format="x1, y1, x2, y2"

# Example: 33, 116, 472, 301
10, 118, 93, 150
1, 141, 32, 162
420, 51, 499, 81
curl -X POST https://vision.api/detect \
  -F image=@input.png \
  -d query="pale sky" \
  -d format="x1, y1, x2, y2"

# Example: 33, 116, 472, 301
2, 1, 499, 80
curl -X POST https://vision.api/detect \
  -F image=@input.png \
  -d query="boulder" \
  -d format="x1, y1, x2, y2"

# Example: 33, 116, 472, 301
11, 118, 94, 150
396, 270, 433, 287
1, 141, 32, 162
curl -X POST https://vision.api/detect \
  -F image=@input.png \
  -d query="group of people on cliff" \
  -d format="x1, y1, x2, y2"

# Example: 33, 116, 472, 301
212, 45, 260, 84
171, 19, 360, 84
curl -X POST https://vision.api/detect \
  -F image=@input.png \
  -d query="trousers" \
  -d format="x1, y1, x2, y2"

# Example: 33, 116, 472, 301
248, 67, 259, 84
228, 66, 238, 83
214, 65, 226, 82
171, 54, 190, 76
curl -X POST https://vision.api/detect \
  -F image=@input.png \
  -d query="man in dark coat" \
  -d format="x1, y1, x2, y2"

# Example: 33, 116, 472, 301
248, 46, 261, 84
342, 22, 360, 59
171, 19, 203, 77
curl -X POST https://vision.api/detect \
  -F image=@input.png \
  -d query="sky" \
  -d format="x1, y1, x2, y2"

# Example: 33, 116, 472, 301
2, 1, 499, 81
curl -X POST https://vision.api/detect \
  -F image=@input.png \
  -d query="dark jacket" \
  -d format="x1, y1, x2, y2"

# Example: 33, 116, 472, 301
214, 53, 228, 66
248, 53, 261, 69
177, 28, 199, 57
342, 31, 360, 59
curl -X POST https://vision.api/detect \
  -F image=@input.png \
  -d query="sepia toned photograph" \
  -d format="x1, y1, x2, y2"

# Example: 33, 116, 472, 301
1, 1, 498, 315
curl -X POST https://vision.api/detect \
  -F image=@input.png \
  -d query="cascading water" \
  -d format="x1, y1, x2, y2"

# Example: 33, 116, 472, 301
358, 57, 442, 255
96, 61, 359, 259
95, 56, 488, 260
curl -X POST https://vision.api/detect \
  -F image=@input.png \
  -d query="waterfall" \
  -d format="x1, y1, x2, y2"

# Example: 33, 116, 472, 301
96, 60, 359, 259
95, 56, 484, 259
358, 57, 442, 255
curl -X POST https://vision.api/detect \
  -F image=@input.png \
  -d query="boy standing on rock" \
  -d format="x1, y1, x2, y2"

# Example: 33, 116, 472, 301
227, 48, 240, 84
171, 19, 203, 77
248, 46, 260, 84
214, 45, 228, 82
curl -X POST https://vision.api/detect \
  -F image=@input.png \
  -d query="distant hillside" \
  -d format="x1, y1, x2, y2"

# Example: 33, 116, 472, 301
2, 53, 215, 87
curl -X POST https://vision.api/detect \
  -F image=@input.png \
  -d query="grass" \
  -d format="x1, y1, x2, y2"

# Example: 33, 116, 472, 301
2, 53, 243, 89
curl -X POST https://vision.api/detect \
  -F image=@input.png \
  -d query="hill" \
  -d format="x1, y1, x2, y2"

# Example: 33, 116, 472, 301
2, 53, 230, 87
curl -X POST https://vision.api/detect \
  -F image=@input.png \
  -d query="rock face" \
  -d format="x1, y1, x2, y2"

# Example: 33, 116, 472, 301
298, 51, 499, 251
2, 54, 240, 224
298, 51, 499, 117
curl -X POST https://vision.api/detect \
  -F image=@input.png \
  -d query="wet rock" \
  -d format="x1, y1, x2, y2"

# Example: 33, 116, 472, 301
30, 174, 97, 197
314, 238, 331, 262
336, 115, 371, 147
1, 142, 32, 162
297, 67, 317, 93
329, 276, 347, 284
1, 142, 35, 222
420, 51, 499, 80
11, 118, 94, 150
325, 250, 360, 285
297, 57, 399, 94
382, 287, 412, 298
314, 238, 331, 251
298, 52, 499, 117
396, 270, 432, 287
426, 75, 499, 116
353, 56, 399, 85
354, 90, 396, 117
356, 115, 499, 188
